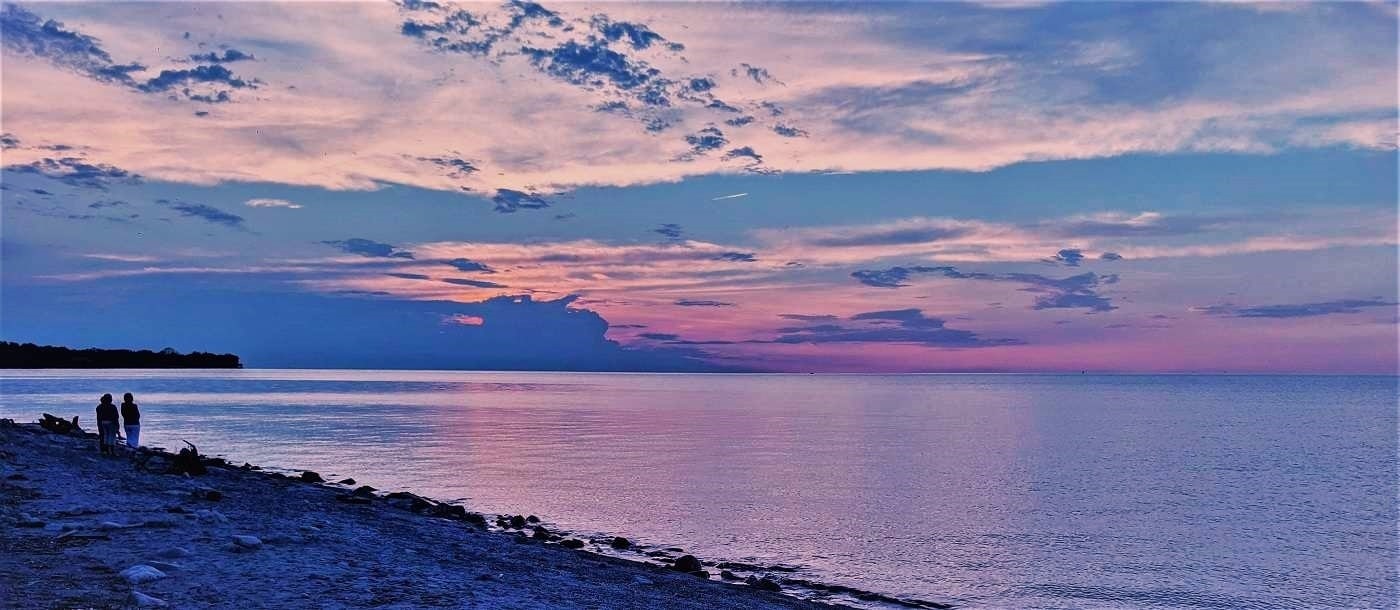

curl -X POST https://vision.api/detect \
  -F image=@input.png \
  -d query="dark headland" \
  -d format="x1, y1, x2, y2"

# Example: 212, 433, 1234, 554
0, 342, 242, 369
1, 418, 954, 609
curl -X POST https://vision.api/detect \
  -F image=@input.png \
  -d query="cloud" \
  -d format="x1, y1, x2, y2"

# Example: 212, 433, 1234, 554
6, 157, 141, 190
189, 49, 255, 63
386, 272, 431, 280
1, 5, 258, 103
654, 223, 685, 240
1100, 251, 1123, 261
710, 192, 749, 201
1046, 248, 1085, 266
713, 252, 757, 263
157, 199, 248, 230
779, 313, 839, 322
769, 308, 1019, 347
444, 258, 495, 273
491, 189, 549, 213
441, 277, 507, 288
851, 265, 1118, 311
681, 126, 728, 159
638, 332, 680, 341
416, 155, 479, 179
1, 133, 19, 149
773, 124, 808, 138
245, 198, 301, 209
1195, 298, 1398, 319
321, 238, 415, 259
675, 299, 735, 307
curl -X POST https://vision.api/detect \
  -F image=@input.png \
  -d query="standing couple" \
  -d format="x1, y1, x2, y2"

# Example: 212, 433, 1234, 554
95, 393, 141, 455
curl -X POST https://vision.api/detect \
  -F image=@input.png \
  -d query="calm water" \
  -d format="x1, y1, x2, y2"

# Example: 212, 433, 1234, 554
2, 371, 1395, 609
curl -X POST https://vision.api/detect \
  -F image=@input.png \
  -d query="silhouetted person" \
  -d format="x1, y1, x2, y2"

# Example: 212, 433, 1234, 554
121, 392, 141, 449
95, 394, 119, 455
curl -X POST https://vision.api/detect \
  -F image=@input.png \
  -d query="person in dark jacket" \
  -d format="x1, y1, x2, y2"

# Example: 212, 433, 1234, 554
121, 393, 141, 449
95, 394, 119, 455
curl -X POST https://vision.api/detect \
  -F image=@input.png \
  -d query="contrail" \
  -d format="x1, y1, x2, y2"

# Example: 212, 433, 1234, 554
710, 192, 749, 201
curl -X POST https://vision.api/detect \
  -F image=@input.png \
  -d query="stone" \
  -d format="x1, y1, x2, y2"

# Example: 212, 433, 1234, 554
337, 478, 356, 485
509, 515, 527, 529
352, 485, 376, 497
203, 490, 222, 501
745, 576, 782, 592
6, 472, 27, 480
155, 546, 192, 559
16, 513, 44, 528
336, 495, 371, 504
532, 526, 551, 540
560, 538, 585, 549
526, 515, 540, 523
232, 535, 263, 549
673, 555, 702, 572
146, 560, 181, 572
130, 591, 168, 608
720, 570, 739, 580
610, 536, 632, 550
300, 471, 324, 483
120, 564, 167, 585
632, 576, 655, 586
194, 509, 229, 524
464, 512, 487, 526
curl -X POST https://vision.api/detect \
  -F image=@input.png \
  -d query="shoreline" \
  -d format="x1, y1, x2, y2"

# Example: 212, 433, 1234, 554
0, 419, 951, 609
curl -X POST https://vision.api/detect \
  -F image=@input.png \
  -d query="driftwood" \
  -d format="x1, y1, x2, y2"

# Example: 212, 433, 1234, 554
38, 413, 82, 435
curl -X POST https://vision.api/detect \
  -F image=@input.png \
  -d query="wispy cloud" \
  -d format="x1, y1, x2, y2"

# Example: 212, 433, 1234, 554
711, 192, 749, 201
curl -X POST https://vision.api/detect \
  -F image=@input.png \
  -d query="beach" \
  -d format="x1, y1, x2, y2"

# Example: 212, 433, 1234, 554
0, 419, 850, 610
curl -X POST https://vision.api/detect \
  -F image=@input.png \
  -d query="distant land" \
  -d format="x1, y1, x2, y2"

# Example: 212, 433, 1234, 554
0, 342, 242, 369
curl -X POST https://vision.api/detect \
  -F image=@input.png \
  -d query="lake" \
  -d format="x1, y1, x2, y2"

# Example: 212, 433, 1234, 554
1, 370, 1394, 609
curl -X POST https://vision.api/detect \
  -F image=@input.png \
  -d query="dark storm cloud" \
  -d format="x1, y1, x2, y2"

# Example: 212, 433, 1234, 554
7, 157, 142, 190
321, 238, 415, 259
491, 189, 549, 213
638, 332, 680, 341
1195, 298, 1398, 319
386, 272, 431, 280
1100, 251, 1123, 261
156, 199, 248, 230
1, 133, 20, 149
852, 265, 1118, 312
725, 115, 756, 127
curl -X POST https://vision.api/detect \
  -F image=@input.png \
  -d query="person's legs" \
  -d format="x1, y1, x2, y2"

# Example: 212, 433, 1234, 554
97, 422, 110, 454
125, 424, 140, 448
101, 423, 117, 454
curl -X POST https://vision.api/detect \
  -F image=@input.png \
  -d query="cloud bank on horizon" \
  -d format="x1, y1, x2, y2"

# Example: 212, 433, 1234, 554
2, 0, 1397, 373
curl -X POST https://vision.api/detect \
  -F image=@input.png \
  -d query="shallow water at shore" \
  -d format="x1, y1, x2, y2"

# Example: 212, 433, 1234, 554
2, 370, 1395, 609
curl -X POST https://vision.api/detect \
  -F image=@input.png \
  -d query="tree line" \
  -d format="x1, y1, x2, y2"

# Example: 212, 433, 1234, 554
0, 342, 242, 369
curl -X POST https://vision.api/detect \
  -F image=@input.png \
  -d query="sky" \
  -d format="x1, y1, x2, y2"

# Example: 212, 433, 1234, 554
1, 0, 1396, 373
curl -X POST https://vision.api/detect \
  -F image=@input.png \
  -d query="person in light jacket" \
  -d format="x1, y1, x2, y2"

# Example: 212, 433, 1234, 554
120, 392, 141, 449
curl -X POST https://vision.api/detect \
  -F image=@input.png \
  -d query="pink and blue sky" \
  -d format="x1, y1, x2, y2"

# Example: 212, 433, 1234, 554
2, 1, 1396, 372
